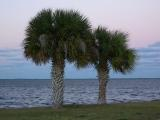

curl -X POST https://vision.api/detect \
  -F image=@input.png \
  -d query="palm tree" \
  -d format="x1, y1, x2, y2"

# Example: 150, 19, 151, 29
23, 9, 92, 108
93, 26, 136, 104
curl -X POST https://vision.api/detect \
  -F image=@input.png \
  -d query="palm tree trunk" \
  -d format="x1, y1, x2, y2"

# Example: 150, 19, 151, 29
98, 63, 109, 104
51, 59, 65, 108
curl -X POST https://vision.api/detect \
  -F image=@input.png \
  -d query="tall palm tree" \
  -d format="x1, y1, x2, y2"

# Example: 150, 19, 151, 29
93, 26, 136, 104
23, 9, 92, 108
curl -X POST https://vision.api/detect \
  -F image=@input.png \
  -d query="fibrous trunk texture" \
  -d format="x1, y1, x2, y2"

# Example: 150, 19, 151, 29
51, 60, 65, 108
98, 62, 109, 104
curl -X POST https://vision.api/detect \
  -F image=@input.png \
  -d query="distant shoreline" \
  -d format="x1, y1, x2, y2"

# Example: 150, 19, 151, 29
0, 78, 160, 80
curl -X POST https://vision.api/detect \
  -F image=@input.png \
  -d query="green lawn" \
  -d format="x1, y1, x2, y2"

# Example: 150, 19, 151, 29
0, 101, 160, 120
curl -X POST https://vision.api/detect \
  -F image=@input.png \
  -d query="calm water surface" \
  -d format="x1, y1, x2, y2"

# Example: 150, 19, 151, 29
0, 79, 160, 108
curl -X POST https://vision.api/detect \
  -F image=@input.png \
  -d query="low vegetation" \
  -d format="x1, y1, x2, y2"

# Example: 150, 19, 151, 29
0, 101, 160, 120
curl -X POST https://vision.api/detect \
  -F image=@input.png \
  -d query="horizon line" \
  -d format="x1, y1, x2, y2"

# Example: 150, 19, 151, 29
0, 78, 160, 80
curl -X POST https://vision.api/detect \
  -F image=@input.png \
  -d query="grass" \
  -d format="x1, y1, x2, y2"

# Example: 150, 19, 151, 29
0, 101, 160, 120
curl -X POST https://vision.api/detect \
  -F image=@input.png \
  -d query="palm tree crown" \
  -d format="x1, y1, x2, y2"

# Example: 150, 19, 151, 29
94, 26, 136, 72
24, 9, 92, 64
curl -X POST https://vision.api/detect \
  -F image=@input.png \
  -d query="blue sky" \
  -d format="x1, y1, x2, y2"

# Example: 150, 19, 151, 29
0, 0, 160, 79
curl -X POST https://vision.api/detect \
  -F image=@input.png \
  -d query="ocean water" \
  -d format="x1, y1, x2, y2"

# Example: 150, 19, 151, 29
0, 79, 160, 108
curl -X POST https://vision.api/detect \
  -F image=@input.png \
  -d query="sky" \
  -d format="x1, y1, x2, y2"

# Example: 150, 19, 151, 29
0, 0, 160, 79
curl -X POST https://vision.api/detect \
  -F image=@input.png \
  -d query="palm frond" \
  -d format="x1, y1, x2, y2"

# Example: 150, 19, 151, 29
52, 9, 93, 68
23, 9, 53, 65
111, 48, 137, 73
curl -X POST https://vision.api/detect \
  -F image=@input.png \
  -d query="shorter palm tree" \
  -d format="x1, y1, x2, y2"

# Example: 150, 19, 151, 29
93, 26, 136, 104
